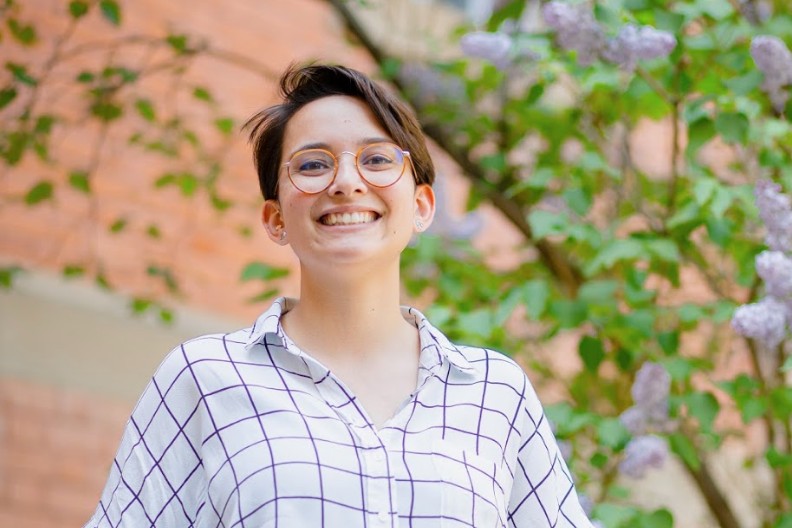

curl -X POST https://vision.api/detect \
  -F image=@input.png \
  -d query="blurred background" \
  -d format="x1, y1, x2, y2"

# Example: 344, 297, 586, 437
2, 1, 791, 527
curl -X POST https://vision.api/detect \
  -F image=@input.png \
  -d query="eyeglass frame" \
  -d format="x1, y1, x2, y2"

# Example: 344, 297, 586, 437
281, 142, 413, 195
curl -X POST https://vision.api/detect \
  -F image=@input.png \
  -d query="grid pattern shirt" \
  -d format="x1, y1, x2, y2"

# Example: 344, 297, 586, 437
86, 298, 593, 527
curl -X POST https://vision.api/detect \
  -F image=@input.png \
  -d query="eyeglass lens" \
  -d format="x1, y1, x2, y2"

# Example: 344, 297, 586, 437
287, 143, 406, 193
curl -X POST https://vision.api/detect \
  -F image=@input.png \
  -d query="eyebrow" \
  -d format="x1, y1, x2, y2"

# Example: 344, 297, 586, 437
288, 137, 394, 158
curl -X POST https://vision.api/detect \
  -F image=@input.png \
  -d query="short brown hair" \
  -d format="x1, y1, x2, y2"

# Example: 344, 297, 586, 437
244, 64, 435, 200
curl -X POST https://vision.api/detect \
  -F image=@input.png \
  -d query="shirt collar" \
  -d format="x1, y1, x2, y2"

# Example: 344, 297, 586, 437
245, 297, 475, 374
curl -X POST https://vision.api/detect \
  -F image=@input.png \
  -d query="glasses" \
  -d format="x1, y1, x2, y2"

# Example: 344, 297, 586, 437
283, 142, 411, 194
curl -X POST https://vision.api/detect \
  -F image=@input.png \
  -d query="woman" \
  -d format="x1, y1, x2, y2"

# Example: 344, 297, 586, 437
85, 64, 594, 527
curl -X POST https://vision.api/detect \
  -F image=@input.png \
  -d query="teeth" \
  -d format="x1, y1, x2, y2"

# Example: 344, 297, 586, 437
322, 211, 377, 226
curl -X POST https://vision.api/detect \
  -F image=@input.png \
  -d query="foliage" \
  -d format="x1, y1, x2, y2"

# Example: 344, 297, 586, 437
2, 0, 792, 526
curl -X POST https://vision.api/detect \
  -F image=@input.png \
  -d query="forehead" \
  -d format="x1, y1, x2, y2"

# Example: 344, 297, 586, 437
283, 95, 390, 150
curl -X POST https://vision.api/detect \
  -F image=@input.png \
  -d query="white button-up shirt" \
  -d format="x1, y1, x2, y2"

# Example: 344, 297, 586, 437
86, 298, 593, 527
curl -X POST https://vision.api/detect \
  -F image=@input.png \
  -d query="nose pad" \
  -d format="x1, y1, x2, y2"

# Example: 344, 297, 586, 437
328, 152, 366, 195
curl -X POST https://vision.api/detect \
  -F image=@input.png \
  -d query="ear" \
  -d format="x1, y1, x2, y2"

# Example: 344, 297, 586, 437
413, 184, 436, 233
262, 199, 288, 245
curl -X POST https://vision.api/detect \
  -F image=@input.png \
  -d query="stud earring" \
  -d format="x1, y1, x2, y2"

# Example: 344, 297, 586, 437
280, 230, 287, 240
415, 220, 424, 231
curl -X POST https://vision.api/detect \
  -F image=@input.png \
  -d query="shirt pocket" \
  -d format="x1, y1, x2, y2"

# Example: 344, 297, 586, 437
431, 441, 507, 527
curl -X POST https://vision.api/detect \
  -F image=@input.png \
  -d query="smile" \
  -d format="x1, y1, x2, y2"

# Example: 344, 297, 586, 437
319, 211, 380, 226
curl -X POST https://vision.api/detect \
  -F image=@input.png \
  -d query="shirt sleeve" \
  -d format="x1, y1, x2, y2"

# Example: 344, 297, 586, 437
84, 346, 206, 527
507, 378, 594, 527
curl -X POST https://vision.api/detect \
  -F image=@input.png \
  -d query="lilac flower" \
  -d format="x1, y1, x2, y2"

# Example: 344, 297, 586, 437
750, 36, 792, 113
754, 179, 792, 253
460, 31, 513, 70
542, 1, 605, 66
619, 435, 668, 478
398, 62, 465, 108
631, 361, 671, 412
543, 1, 675, 71
755, 250, 792, 299
619, 406, 649, 435
732, 297, 788, 348
601, 24, 677, 72
619, 361, 673, 435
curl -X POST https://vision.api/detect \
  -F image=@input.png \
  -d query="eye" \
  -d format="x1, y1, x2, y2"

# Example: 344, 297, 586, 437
360, 145, 401, 171
291, 151, 334, 177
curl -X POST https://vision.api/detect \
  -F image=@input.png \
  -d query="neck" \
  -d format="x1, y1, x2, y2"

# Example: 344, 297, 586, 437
282, 262, 413, 359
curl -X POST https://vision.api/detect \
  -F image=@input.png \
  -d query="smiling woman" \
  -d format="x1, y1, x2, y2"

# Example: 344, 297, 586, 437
83, 64, 595, 528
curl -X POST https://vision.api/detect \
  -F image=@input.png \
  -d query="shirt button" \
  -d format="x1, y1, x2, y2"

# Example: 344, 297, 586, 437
377, 511, 389, 522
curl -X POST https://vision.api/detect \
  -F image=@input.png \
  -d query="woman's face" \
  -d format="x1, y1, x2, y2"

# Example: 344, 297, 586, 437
262, 95, 435, 272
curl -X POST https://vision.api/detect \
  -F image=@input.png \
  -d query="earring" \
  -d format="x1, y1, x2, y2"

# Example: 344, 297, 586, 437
280, 230, 287, 240
415, 220, 424, 231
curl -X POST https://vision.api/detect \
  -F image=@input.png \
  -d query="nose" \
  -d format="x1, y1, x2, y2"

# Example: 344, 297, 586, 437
327, 151, 367, 196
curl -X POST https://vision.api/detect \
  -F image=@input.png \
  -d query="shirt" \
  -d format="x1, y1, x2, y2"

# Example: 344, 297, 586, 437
85, 297, 593, 527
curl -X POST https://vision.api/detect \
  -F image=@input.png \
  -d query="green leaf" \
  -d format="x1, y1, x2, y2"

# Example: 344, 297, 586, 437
109, 218, 127, 232
159, 308, 174, 324
520, 280, 549, 320
240, 261, 289, 282
638, 509, 674, 528
91, 101, 123, 121
549, 300, 587, 328
693, 178, 717, 205
214, 117, 234, 135
193, 86, 213, 102
579, 335, 605, 373
684, 391, 720, 431
528, 210, 569, 239
62, 265, 85, 277
5, 62, 37, 86
657, 331, 679, 355
584, 238, 647, 276
715, 112, 749, 144
24, 181, 53, 204
669, 432, 700, 470
724, 70, 763, 96
99, 0, 122, 25
76, 71, 94, 83
130, 298, 152, 313
68, 171, 90, 193
686, 117, 715, 158
7, 19, 37, 45
166, 34, 188, 53
0, 266, 23, 289
0, 87, 17, 109
134, 98, 156, 122
146, 225, 161, 238
68, 1, 90, 18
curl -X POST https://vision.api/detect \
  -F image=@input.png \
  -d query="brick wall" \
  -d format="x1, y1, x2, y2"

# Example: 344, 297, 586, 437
0, 378, 130, 527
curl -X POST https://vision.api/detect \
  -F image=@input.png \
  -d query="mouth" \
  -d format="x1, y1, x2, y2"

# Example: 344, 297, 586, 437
319, 211, 380, 226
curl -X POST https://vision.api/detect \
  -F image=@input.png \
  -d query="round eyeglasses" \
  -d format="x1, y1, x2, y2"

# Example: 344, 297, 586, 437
283, 142, 411, 194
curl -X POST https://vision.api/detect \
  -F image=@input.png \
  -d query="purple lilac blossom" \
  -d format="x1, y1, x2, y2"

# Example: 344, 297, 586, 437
619, 361, 673, 435
631, 361, 671, 411
755, 250, 792, 299
460, 31, 513, 70
619, 435, 668, 478
601, 24, 677, 72
619, 406, 649, 435
542, 1, 605, 66
750, 36, 792, 113
398, 62, 465, 108
731, 297, 789, 348
754, 179, 792, 253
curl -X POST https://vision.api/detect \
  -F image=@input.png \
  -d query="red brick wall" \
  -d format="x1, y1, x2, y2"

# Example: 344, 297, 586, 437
0, 378, 130, 527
